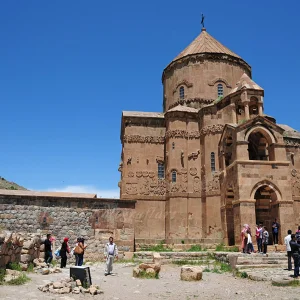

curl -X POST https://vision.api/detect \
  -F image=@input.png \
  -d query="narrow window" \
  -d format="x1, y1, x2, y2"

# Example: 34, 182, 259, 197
179, 86, 185, 99
211, 152, 216, 172
158, 163, 165, 179
172, 142, 175, 150
172, 170, 177, 183
217, 84, 223, 97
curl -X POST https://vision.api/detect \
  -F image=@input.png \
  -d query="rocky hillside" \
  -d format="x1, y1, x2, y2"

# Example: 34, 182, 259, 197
0, 176, 27, 190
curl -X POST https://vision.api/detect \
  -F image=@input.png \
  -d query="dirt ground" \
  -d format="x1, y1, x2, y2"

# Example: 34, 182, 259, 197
0, 263, 299, 300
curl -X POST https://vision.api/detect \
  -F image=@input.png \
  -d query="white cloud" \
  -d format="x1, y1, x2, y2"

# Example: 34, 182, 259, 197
45, 185, 119, 198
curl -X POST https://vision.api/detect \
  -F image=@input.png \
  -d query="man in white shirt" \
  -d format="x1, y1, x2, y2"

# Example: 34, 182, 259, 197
104, 237, 118, 276
284, 230, 292, 271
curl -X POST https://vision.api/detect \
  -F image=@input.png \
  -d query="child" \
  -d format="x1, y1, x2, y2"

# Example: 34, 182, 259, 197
262, 226, 269, 256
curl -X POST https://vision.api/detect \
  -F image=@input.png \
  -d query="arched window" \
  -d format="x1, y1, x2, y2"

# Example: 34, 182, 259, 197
179, 86, 185, 99
171, 170, 177, 183
217, 84, 223, 97
158, 162, 165, 179
211, 152, 216, 172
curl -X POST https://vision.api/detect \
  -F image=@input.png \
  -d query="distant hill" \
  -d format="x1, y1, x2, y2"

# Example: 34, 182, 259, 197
0, 176, 27, 190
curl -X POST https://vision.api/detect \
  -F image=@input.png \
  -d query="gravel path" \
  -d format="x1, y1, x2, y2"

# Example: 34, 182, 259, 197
0, 263, 299, 300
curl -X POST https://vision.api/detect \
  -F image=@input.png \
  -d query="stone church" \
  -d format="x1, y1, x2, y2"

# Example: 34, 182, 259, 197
119, 27, 300, 246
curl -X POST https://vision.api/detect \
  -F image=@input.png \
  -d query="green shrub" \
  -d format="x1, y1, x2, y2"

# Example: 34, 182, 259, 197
215, 243, 239, 252
203, 267, 210, 272
219, 262, 232, 272
172, 260, 204, 266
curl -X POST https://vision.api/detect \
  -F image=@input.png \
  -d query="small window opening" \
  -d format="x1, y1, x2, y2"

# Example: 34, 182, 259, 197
211, 152, 216, 172
172, 170, 177, 183
158, 163, 165, 179
172, 142, 175, 150
217, 84, 223, 97
179, 86, 185, 99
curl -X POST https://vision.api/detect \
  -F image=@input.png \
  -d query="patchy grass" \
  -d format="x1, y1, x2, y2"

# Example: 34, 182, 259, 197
235, 270, 248, 278
215, 243, 239, 252
115, 258, 140, 264
172, 260, 205, 266
6, 273, 31, 285
138, 270, 159, 279
272, 280, 300, 287
6, 262, 22, 271
0, 269, 5, 284
26, 263, 34, 273
187, 245, 207, 252
141, 242, 172, 252
203, 267, 210, 272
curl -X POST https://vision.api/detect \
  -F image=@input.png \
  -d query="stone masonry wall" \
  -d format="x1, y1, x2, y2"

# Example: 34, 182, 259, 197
0, 194, 135, 261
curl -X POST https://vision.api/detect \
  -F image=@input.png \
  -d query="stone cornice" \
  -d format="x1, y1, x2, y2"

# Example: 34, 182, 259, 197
173, 80, 193, 93
123, 135, 165, 144
208, 77, 232, 88
162, 53, 251, 82
123, 117, 165, 128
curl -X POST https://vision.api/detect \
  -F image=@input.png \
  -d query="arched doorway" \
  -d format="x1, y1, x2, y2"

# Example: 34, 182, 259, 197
246, 127, 275, 161
254, 184, 279, 244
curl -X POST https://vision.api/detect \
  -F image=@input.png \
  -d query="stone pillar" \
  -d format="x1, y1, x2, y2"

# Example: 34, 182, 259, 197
258, 102, 263, 116
230, 103, 237, 123
233, 200, 256, 247
277, 201, 294, 244
244, 101, 250, 120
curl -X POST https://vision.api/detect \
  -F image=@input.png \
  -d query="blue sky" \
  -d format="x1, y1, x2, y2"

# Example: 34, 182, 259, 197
0, 1, 299, 197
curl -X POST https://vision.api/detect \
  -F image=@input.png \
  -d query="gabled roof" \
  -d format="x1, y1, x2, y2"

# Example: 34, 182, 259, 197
171, 28, 242, 63
229, 73, 263, 95
165, 105, 199, 114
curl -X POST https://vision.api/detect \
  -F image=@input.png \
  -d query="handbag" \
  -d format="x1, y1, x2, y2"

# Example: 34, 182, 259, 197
74, 245, 83, 255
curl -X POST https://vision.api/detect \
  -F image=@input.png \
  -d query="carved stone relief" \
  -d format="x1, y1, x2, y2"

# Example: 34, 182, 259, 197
200, 124, 225, 136
292, 169, 300, 197
165, 130, 200, 139
193, 176, 201, 193
188, 150, 200, 160
189, 168, 198, 176
284, 138, 300, 147
125, 183, 138, 195
123, 135, 164, 144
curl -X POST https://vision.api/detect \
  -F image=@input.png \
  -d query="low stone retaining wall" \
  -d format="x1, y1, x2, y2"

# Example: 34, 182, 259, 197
0, 231, 42, 269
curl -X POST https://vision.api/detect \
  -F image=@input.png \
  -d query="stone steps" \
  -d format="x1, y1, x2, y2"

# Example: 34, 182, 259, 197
236, 264, 287, 270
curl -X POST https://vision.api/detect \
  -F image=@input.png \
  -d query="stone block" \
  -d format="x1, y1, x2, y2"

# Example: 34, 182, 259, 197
133, 266, 140, 277
20, 254, 31, 263
180, 265, 203, 281
53, 281, 64, 289
123, 251, 134, 260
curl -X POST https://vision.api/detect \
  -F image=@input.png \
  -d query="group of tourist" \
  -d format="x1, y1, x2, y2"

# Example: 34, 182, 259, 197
240, 219, 300, 279
241, 218, 280, 255
41, 234, 118, 276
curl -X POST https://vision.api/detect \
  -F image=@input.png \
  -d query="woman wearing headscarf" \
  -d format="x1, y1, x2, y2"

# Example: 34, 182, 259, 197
60, 237, 70, 268
241, 224, 249, 253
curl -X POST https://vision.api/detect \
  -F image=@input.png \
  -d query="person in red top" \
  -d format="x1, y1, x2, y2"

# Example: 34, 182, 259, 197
60, 237, 70, 268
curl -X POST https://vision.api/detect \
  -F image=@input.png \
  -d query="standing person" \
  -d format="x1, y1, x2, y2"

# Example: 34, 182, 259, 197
246, 227, 254, 254
295, 226, 300, 244
104, 237, 118, 276
73, 238, 80, 266
290, 234, 300, 278
60, 237, 70, 268
284, 230, 292, 271
42, 233, 53, 267
262, 226, 269, 255
241, 224, 248, 253
272, 218, 280, 245
256, 224, 263, 253
75, 238, 87, 266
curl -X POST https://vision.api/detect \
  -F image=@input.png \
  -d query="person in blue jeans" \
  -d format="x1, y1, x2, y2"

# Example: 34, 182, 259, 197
290, 234, 300, 278
256, 224, 263, 253
42, 233, 53, 266
76, 238, 87, 266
